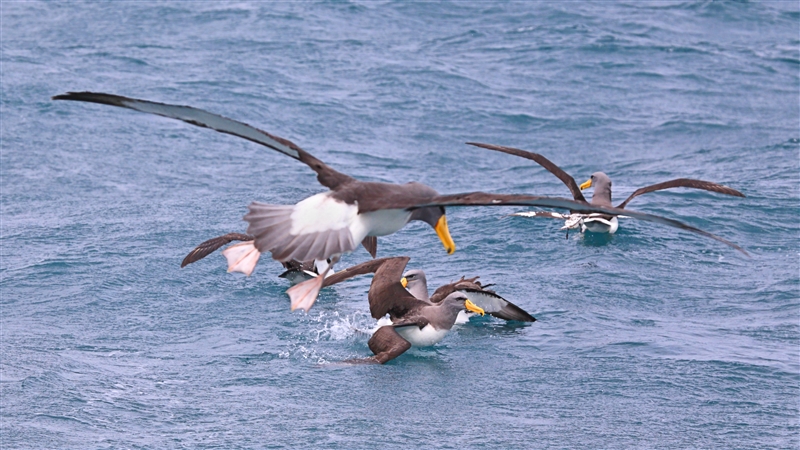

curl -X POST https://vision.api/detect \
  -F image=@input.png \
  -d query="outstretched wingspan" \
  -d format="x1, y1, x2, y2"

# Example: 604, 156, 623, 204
52, 92, 355, 190
393, 192, 747, 256
467, 142, 587, 202
615, 178, 745, 209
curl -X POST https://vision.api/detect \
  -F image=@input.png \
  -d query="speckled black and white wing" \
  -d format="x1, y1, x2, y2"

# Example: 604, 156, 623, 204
459, 289, 535, 322
509, 211, 570, 220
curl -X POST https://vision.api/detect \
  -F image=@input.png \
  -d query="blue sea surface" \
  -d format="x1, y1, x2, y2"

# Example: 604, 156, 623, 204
2, 1, 799, 448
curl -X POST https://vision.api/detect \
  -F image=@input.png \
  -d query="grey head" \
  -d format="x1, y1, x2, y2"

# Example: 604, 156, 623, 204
402, 269, 430, 301
581, 172, 613, 206
428, 291, 485, 330
409, 205, 446, 227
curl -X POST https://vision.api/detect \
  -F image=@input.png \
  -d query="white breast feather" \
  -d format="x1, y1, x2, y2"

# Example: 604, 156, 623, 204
582, 215, 619, 234
289, 192, 358, 235
349, 208, 412, 243
396, 324, 449, 347
454, 311, 473, 324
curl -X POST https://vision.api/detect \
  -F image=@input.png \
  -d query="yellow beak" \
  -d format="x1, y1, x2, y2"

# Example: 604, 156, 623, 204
579, 178, 592, 190
464, 299, 485, 316
400, 277, 408, 288
435, 215, 456, 255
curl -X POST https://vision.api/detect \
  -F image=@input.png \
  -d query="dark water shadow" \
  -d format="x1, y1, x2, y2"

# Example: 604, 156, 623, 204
577, 231, 615, 248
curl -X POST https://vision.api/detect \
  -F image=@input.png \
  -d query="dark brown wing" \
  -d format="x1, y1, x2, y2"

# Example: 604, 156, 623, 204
365, 325, 413, 364
52, 92, 355, 190
321, 257, 405, 288
429, 277, 481, 303
321, 256, 425, 320
360, 236, 378, 258
375, 191, 747, 256
616, 178, 746, 209
467, 142, 586, 202
181, 233, 253, 267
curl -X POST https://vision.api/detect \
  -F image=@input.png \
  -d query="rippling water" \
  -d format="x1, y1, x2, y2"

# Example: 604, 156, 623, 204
2, 1, 799, 448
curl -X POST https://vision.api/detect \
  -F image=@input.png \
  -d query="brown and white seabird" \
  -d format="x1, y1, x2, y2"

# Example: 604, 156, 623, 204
52, 92, 748, 312
467, 142, 746, 236
321, 256, 488, 364
400, 270, 535, 322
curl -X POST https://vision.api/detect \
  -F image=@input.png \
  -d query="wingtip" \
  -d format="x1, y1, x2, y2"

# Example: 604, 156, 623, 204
51, 91, 83, 101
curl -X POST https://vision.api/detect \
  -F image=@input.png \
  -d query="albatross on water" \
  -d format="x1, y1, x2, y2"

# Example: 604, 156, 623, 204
467, 142, 746, 236
321, 257, 488, 364
53, 92, 748, 312
400, 269, 535, 323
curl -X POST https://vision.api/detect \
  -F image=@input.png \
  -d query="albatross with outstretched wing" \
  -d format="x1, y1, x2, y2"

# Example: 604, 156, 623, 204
401, 270, 535, 322
53, 92, 748, 312
468, 142, 745, 235
321, 256, 487, 364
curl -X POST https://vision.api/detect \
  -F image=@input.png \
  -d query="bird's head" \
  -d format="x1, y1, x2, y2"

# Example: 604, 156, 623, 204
442, 291, 485, 316
580, 172, 613, 205
411, 206, 455, 255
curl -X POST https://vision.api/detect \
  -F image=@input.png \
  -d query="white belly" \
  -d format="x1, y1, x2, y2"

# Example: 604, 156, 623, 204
581, 215, 619, 234
395, 324, 449, 347
454, 310, 473, 325
349, 208, 412, 242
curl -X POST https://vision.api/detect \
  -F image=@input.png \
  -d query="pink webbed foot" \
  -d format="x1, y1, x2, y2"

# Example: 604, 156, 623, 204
221, 241, 261, 276
287, 274, 326, 312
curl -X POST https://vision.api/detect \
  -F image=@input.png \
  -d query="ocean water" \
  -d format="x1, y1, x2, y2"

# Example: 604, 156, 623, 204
2, 1, 798, 448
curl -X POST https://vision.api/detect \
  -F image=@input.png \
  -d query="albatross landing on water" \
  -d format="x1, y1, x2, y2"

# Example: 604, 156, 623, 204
321, 257, 488, 364
53, 92, 748, 312
400, 270, 535, 323
467, 142, 746, 236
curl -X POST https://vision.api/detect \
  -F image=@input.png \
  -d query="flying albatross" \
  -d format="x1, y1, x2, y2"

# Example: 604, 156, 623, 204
52, 92, 748, 312
467, 142, 746, 236
400, 269, 535, 322
321, 256, 488, 364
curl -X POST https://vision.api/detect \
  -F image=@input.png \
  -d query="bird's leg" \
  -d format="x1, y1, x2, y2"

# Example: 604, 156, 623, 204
286, 255, 340, 312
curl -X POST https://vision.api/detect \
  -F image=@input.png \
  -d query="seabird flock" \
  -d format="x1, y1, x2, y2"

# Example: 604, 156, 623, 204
53, 92, 747, 364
